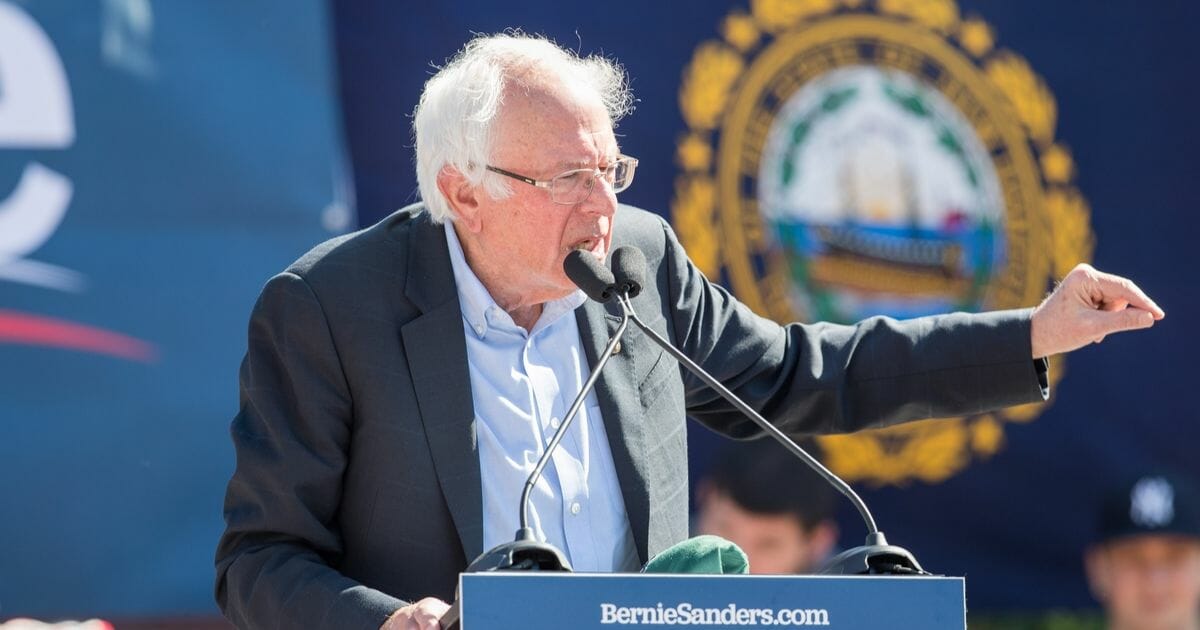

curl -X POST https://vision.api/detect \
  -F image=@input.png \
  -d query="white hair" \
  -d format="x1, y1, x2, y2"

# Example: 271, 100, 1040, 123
412, 32, 634, 223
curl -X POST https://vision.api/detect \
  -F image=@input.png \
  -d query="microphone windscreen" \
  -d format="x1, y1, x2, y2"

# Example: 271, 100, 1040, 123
610, 246, 646, 298
564, 250, 616, 303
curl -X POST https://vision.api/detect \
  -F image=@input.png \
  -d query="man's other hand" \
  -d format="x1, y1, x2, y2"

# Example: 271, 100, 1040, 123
1031, 263, 1165, 358
381, 597, 450, 630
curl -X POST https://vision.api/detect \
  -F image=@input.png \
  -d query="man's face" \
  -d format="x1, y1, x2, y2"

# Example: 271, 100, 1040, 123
696, 489, 836, 575
462, 79, 619, 307
1086, 535, 1200, 630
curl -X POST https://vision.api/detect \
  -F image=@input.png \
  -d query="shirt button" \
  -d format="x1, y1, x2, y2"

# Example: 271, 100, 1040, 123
570, 502, 582, 515
611, 340, 622, 355
550, 417, 561, 429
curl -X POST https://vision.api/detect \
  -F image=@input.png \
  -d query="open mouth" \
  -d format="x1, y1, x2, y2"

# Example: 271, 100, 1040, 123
570, 237, 603, 254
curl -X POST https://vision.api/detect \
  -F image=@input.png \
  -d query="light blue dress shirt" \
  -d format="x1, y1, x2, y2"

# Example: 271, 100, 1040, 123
444, 223, 640, 572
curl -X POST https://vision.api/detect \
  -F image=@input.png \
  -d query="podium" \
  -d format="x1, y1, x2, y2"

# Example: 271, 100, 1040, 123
457, 572, 965, 629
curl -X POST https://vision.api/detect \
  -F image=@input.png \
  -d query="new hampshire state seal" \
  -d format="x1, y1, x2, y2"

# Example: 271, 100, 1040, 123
673, 0, 1094, 485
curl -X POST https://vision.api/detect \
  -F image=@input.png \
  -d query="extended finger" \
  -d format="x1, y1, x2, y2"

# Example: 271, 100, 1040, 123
1094, 272, 1164, 319
1093, 306, 1157, 337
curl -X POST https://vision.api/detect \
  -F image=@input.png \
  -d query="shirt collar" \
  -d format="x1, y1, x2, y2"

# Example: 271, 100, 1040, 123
443, 221, 586, 339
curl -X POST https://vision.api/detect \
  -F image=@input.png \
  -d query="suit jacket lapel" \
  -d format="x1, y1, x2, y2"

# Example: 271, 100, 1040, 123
400, 217, 483, 563
576, 300, 651, 565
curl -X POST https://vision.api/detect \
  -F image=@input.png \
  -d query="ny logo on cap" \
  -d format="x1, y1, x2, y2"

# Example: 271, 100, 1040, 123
1130, 476, 1175, 528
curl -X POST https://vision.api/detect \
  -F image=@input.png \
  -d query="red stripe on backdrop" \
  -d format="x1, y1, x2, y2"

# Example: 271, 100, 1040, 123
0, 309, 158, 363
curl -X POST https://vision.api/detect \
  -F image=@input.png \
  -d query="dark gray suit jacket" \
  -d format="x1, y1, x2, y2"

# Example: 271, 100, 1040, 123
215, 204, 1047, 629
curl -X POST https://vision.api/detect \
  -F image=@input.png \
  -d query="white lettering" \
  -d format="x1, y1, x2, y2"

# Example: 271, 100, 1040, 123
0, 3, 74, 146
601, 601, 829, 626
0, 2, 78, 292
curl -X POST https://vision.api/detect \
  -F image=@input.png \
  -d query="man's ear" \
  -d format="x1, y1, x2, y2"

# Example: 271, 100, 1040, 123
1083, 546, 1110, 603
805, 520, 839, 564
436, 165, 483, 232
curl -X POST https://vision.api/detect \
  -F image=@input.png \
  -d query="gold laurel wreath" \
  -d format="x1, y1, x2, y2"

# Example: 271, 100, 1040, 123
673, 0, 1094, 485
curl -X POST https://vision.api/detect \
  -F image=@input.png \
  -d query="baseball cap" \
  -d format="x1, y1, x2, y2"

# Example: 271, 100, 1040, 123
1095, 473, 1200, 545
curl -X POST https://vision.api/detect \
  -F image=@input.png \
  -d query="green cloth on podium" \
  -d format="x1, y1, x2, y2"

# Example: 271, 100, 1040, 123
641, 535, 749, 574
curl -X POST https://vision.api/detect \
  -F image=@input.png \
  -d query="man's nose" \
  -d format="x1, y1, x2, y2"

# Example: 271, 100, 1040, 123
578, 176, 617, 216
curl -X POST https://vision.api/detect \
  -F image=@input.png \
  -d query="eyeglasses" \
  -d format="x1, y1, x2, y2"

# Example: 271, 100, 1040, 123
485, 155, 639, 205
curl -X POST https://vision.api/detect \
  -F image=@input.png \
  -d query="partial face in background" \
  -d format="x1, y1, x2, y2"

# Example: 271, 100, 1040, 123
696, 489, 837, 575
443, 76, 619, 307
1086, 535, 1200, 630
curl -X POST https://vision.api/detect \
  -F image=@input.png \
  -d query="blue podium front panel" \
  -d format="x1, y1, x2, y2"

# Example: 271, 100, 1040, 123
460, 573, 965, 629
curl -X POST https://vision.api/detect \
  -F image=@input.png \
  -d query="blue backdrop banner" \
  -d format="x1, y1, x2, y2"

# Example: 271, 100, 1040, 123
0, 0, 350, 618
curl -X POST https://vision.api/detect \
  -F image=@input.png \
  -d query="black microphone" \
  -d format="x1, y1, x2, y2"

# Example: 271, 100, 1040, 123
607, 246, 926, 576
610, 247, 645, 298
441, 250, 634, 629
564, 249, 617, 303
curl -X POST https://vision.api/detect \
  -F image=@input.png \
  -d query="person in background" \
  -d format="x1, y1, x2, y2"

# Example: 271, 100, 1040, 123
1085, 474, 1200, 630
695, 439, 839, 574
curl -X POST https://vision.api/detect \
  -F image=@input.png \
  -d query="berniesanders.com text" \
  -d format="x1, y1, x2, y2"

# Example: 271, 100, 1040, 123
600, 602, 830, 626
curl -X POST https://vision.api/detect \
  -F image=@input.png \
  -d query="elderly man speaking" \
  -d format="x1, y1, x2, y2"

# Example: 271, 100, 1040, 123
215, 33, 1163, 630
